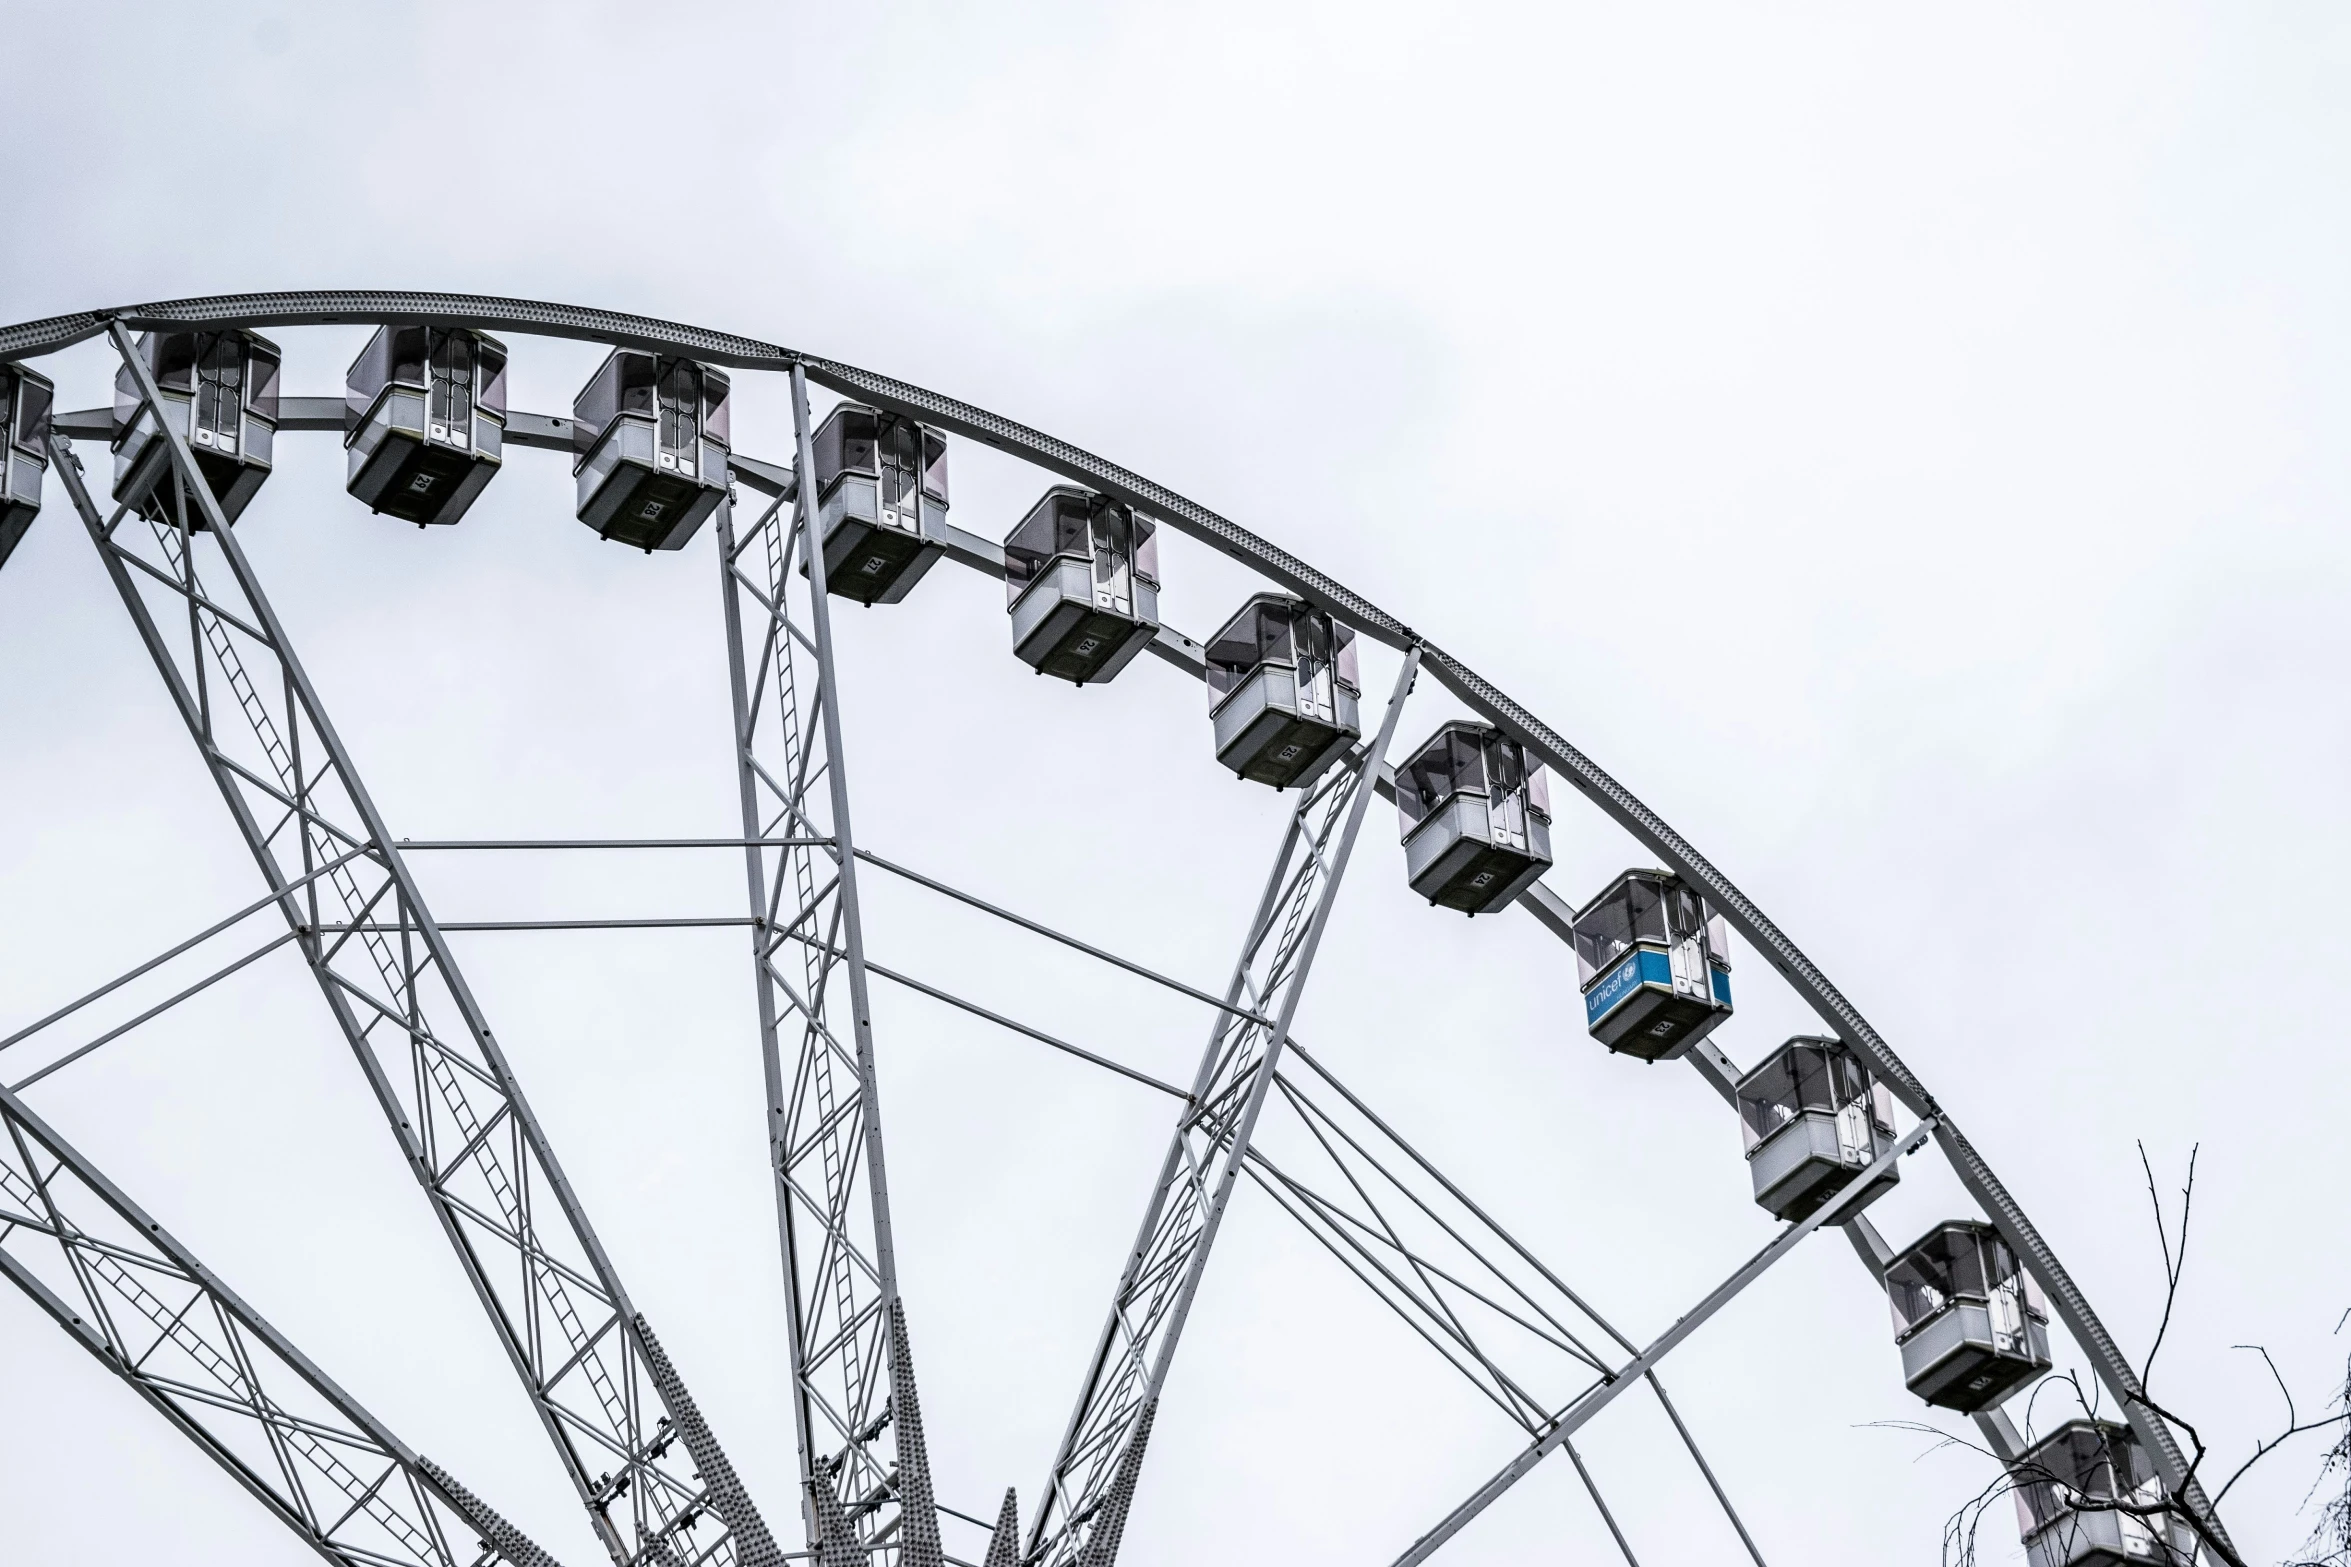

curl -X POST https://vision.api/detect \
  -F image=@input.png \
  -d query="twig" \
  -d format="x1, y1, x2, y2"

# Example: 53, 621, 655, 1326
2138, 1140, 2197, 1387
2209, 1345, 2351, 1509
1863, 1419, 2000, 1465
2289, 1355, 2351, 1564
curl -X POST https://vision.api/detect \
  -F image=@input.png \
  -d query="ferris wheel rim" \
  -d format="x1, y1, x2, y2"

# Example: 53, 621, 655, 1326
0, 287, 2227, 1552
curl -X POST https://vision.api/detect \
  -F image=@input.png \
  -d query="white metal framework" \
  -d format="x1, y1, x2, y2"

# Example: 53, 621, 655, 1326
0, 292, 2233, 1567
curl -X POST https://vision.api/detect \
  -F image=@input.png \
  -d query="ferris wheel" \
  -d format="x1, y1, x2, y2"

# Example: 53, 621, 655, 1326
0, 293, 2233, 1567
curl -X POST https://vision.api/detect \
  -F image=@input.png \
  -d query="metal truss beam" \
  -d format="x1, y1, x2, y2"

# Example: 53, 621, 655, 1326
1029, 646, 1422, 1567
49, 330, 781, 1567
714, 365, 940, 1565
0, 1081, 565, 1567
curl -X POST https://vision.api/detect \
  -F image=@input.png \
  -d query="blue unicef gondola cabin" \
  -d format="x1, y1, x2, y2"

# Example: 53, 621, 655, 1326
1568, 869, 1733, 1061
809, 402, 949, 604
0, 362, 53, 571
571, 350, 732, 550
1884, 1220, 2051, 1412
1393, 721, 1553, 914
2013, 1420, 2196, 1567
113, 330, 282, 527
1002, 485, 1160, 683
345, 326, 508, 527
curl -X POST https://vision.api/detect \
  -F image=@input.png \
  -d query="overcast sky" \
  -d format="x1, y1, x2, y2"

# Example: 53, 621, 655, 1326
2, 4, 2347, 1564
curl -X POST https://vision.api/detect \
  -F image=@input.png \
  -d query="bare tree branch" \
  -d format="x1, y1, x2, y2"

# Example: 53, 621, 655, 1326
2138, 1139, 2197, 1388
2246, 1343, 2301, 1431
2213, 1408, 2349, 1510
2291, 1366, 2351, 1566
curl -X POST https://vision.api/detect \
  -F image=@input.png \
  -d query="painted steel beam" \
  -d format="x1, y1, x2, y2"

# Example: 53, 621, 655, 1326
0, 1082, 567, 1567
49, 334, 782, 1567
711, 368, 941, 1565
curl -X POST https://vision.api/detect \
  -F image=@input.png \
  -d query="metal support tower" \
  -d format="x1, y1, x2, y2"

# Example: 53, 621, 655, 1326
0, 1080, 565, 1567
51, 330, 781, 1567
712, 365, 940, 1564
1030, 646, 1423, 1567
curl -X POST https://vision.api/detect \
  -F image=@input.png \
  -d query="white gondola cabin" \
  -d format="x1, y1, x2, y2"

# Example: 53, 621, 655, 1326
1568, 869, 1733, 1061
1393, 722, 1553, 913
571, 351, 731, 550
1884, 1220, 2051, 1412
345, 327, 508, 526
1003, 486, 1159, 683
809, 403, 948, 604
1734, 1037, 1898, 1221
0, 363, 53, 571
2013, 1420, 2196, 1567
112, 330, 281, 526
1203, 594, 1361, 789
